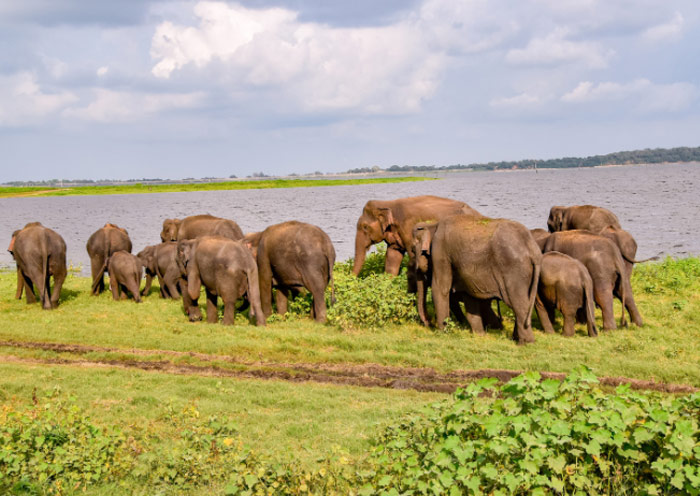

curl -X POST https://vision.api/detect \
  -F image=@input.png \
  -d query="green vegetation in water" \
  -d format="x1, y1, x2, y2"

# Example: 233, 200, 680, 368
0, 177, 433, 198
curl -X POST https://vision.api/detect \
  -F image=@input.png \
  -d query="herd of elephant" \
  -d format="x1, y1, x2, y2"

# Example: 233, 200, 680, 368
7, 195, 647, 344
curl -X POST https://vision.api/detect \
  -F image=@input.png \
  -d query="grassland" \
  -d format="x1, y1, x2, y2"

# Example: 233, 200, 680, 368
0, 177, 432, 198
0, 257, 698, 493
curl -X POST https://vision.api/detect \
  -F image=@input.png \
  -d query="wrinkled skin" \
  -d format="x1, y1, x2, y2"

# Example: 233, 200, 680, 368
543, 230, 642, 330
529, 228, 550, 252
245, 221, 336, 323
534, 252, 598, 337
352, 195, 481, 291
8, 222, 67, 310
177, 236, 265, 326
428, 215, 542, 344
137, 242, 183, 299
161, 214, 243, 243
411, 222, 502, 330
107, 251, 142, 303
86, 223, 132, 295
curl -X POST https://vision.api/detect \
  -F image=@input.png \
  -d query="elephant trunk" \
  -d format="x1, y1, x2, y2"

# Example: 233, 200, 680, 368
352, 231, 372, 276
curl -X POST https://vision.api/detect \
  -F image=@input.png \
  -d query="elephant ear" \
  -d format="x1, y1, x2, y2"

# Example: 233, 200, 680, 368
377, 207, 395, 233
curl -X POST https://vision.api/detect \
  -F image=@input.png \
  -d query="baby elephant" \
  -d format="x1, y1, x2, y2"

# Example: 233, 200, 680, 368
535, 252, 598, 337
107, 251, 143, 302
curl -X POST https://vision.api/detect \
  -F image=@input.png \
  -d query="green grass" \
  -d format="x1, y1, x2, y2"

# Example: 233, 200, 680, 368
0, 177, 433, 198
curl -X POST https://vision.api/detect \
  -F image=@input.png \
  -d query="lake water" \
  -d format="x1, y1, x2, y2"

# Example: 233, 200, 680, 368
2, 162, 699, 275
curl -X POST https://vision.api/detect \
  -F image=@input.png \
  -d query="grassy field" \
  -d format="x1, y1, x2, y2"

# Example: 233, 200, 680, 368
1, 256, 698, 493
0, 177, 432, 198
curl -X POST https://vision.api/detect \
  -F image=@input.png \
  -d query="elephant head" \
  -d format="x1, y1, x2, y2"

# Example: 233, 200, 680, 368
136, 245, 157, 274
547, 206, 566, 232
161, 219, 181, 242
176, 239, 200, 300
352, 202, 399, 275
412, 222, 437, 276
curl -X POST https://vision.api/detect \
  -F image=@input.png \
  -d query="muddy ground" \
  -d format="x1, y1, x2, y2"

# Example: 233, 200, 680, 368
1, 339, 696, 394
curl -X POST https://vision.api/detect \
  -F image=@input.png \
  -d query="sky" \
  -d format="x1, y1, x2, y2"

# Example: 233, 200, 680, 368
1, 0, 699, 181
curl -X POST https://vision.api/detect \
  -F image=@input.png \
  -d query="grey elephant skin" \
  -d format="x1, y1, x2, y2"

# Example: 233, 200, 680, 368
137, 242, 182, 299
161, 214, 243, 242
535, 252, 598, 337
352, 195, 481, 289
246, 221, 336, 323
411, 222, 502, 330
86, 223, 132, 296
177, 236, 265, 326
424, 215, 542, 344
543, 230, 642, 330
107, 251, 142, 303
8, 222, 67, 310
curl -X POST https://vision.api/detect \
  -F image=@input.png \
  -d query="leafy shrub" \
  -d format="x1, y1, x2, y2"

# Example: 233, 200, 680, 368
635, 256, 700, 295
358, 366, 700, 495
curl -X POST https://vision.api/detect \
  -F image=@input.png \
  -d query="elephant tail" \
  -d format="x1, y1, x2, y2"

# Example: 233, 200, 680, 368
582, 274, 598, 337
621, 253, 659, 265
40, 236, 51, 309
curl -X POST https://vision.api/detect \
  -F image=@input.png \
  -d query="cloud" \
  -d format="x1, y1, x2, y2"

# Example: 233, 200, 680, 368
562, 79, 698, 113
643, 11, 684, 42
96, 66, 109, 77
149, 1, 460, 114
506, 27, 613, 68
490, 92, 542, 108
0, 72, 77, 126
64, 89, 204, 123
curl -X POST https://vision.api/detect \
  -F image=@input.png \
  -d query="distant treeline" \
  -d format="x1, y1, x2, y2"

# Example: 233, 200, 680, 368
347, 146, 700, 174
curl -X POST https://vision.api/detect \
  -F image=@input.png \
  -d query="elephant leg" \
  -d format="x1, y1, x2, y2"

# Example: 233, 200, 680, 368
275, 287, 289, 315
594, 284, 616, 331
620, 277, 643, 327
416, 277, 430, 326
462, 296, 485, 334
432, 267, 452, 330
109, 269, 121, 301
205, 289, 219, 323
561, 306, 576, 337
449, 294, 468, 325
90, 259, 104, 295
384, 247, 404, 276
480, 300, 503, 330
129, 278, 142, 303
141, 273, 153, 297
50, 273, 65, 309
15, 269, 24, 299
506, 293, 535, 345
222, 298, 236, 325
165, 275, 180, 299
308, 278, 328, 323
22, 272, 37, 304
180, 279, 201, 321
258, 259, 274, 318
535, 295, 556, 334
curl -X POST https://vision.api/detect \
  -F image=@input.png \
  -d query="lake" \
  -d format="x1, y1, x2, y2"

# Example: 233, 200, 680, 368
2, 162, 699, 275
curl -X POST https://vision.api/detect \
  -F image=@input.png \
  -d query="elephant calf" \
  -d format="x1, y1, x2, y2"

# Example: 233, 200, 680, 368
245, 221, 336, 323
535, 252, 598, 337
8, 222, 67, 310
107, 251, 143, 303
177, 236, 265, 326
138, 242, 181, 299
87, 223, 132, 296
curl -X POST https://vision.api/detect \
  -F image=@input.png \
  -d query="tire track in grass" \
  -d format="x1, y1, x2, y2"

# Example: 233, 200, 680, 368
0, 340, 696, 394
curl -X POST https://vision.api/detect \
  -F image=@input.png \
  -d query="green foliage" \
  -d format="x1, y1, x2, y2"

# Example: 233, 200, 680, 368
359, 366, 700, 495
635, 257, 700, 295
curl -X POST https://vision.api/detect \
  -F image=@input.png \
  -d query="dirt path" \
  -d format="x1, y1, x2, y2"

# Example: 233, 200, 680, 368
0, 339, 697, 394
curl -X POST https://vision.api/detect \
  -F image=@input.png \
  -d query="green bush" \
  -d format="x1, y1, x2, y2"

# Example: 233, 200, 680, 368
358, 366, 700, 495
635, 256, 700, 295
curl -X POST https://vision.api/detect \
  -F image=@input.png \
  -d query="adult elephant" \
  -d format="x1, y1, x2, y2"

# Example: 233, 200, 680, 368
177, 236, 265, 326
161, 214, 243, 242
352, 196, 482, 289
86, 223, 132, 295
543, 230, 642, 330
412, 222, 502, 330
547, 205, 621, 233
245, 221, 336, 322
426, 215, 542, 344
8, 222, 67, 309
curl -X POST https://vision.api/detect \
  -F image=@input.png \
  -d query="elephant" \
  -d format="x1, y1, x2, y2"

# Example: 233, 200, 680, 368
425, 215, 542, 344
352, 195, 482, 292
161, 214, 243, 242
177, 236, 265, 326
411, 222, 503, 330
547, 205, 621, 233
529, 228, 550, 252
107, 251, 142, 303
86, 223, 132, 296
534, 251, 598, 337
245, 221, 336, 323
543, 230, 642, 330
137, 242, 182, 299
8, 222, 67, 309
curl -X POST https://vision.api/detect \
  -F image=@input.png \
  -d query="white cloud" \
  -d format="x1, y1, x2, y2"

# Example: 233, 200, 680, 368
506, 27, 613, 68
562, 79, 698, 113
149, 1, 462, 114
490, 92, 542, 108
64, 89, 204, 123
97, 66, 109, 77
643, 11, 684, 42
0, 72, 77, 126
